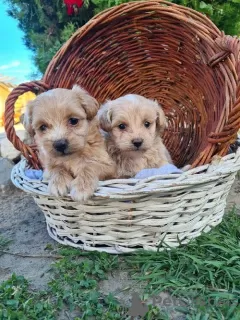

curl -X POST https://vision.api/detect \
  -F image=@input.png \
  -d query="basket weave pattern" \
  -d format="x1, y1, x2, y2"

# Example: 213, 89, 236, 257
4, 1, 240, 252
12, 151, 240, 253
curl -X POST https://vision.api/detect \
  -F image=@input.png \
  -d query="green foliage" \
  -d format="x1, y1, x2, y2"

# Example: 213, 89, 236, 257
91, 0, 130, 14
0, 274, 56, 319
48, 250, 127, 319
171, 0, 240, 36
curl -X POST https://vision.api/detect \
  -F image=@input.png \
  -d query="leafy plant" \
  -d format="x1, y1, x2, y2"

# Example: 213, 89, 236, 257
48, 250, 125, 319
0, 274, 56, 320
171, 0, 240, 36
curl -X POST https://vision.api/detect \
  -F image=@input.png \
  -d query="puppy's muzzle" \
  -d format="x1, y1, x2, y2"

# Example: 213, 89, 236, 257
132, 138, 143, 149
53, 139, 69, 153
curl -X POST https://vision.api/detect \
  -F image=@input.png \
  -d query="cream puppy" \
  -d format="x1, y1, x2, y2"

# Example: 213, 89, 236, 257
23, 85, 115, 202
98, 94, 172, 178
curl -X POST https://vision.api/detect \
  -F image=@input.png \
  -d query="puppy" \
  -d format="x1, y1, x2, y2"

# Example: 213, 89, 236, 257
23, 85, 115, 202
98, 94, 172, 178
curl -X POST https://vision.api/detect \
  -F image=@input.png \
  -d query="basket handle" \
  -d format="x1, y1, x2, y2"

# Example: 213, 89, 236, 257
208, 33, 240, 144
193, 35, 240, 167
208, 34, 240, 68
209, 35, 240, 145
4, 81, 50, 169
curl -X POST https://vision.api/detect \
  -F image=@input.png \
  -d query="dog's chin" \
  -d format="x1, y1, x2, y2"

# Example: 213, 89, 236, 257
51, 151, 72, 158
120, 147, 147, 154
51, 149, 80, 158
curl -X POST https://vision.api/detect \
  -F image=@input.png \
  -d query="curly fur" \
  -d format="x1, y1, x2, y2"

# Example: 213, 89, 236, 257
98, 94, 172, 178
24, 85, 115, 202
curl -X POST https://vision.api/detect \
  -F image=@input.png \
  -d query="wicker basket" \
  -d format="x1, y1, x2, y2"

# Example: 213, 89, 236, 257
4, 1, 240, 253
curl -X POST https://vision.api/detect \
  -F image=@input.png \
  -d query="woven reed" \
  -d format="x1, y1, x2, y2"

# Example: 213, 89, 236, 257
11, 151, 240, 253
4, 1, 240, 252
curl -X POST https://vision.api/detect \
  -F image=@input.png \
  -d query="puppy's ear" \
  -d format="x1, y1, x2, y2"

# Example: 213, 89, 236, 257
97, 101, 113, 132
155, 101, 167, 135
22, 100, 35, 137
72, 85, 99, 120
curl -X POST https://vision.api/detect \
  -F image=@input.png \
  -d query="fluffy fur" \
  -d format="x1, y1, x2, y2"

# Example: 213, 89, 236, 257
98, 94, 172, 178
23, 85, 115, 202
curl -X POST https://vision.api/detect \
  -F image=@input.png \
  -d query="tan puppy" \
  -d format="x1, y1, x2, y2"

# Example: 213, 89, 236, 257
98, 94, 172, 178
24, 85, 115, 202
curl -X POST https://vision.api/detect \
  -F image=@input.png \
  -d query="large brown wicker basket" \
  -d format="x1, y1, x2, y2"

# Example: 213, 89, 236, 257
4, 1, 240, 253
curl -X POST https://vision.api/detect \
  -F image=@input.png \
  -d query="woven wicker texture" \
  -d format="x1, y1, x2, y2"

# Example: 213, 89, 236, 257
4, 1, 240, 169
11, 151, 240, 253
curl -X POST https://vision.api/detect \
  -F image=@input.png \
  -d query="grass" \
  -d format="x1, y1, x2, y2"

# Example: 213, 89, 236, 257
0, 274, 55, 320
0, 209, 240, 319
48, 249, 127, 319
127, 208, 240, 319
0, 236, 11, 254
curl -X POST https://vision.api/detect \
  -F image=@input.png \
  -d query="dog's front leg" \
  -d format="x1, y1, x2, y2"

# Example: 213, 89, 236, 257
48, 166, 73, 198
70, 166, 99, 202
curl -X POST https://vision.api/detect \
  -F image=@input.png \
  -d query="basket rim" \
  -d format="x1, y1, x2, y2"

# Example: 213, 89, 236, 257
11, 150, 240, 200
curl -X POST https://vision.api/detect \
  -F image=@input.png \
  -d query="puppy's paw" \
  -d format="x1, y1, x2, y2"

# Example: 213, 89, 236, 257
70, 178, 98, 203
48, 173, 73, 197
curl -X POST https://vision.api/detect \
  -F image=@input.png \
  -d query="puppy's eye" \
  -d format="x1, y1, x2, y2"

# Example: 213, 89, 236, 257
68, 118, 79, 126
39, 124, 47, 132
144, 121, 151, 128
118, 123, 126, 130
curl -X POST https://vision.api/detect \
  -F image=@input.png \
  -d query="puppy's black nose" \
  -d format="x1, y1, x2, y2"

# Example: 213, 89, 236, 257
53, 139, 69, 153
132, 139, 143, 148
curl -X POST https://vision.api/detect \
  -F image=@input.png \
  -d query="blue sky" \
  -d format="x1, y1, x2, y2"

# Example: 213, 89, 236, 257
0, 2, 35, 84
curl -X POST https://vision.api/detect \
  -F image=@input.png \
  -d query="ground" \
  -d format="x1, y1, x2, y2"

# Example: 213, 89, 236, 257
0, 189, 57, 291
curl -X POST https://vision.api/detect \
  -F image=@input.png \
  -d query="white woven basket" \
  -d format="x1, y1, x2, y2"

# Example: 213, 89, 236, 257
11, 150, 240, 254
